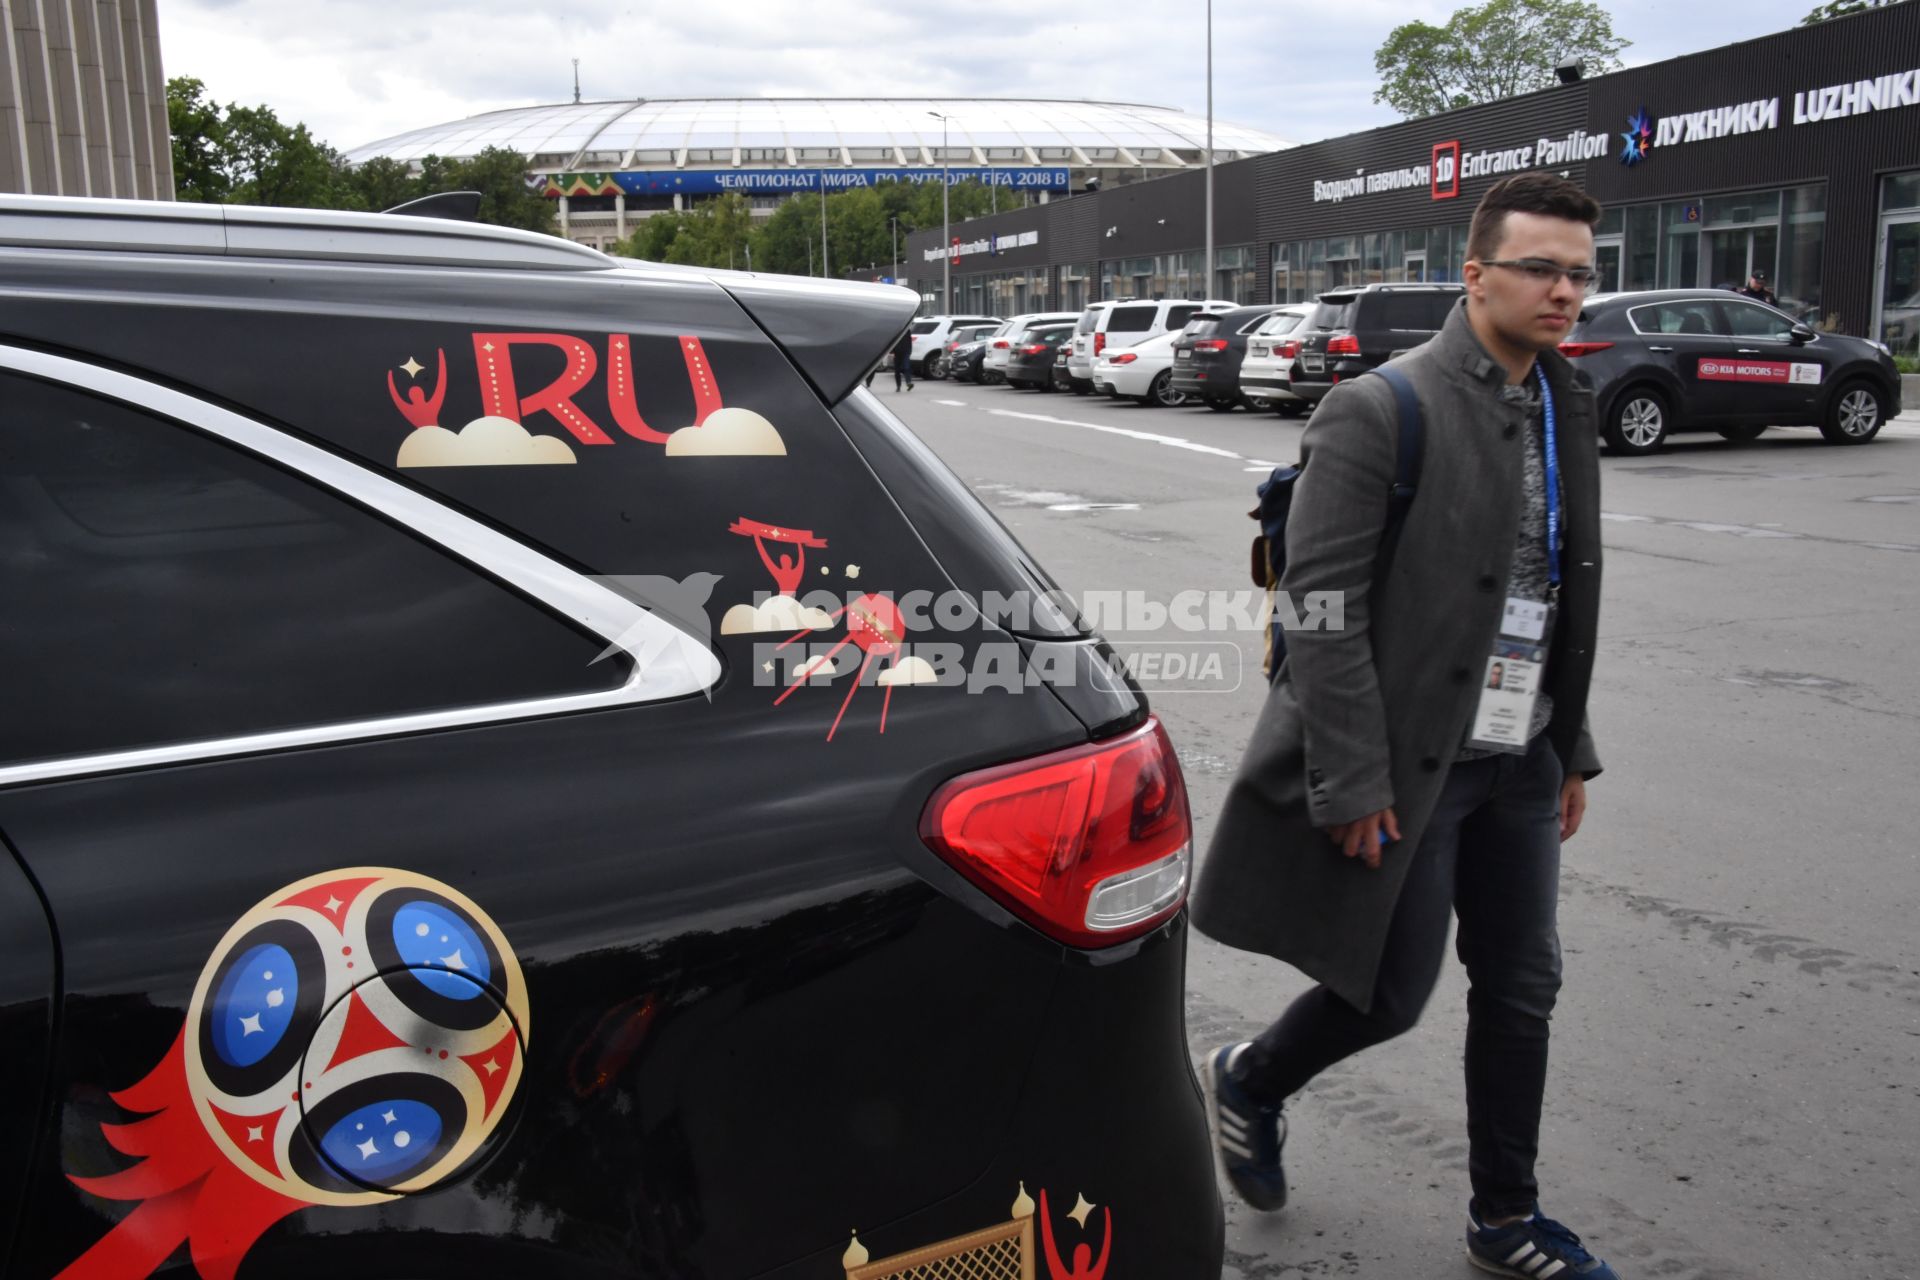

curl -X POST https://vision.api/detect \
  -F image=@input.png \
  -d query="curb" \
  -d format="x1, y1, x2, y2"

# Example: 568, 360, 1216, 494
1903, 373, 1919, 407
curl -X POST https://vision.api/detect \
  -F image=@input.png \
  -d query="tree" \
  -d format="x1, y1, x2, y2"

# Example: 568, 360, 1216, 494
1373, 0, 1629, 119
166, 77, 230, 203
1801, 0, 1905, 22
450, 147, 555, 234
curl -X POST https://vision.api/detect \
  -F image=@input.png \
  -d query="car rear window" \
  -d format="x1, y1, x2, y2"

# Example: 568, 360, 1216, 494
1310, 297, 1357, 330
1260, 313, 1305, 337
1182, 317, 1222, 338
910, 321, 938, 335
1165, 304, 1200, 328
1375, 293, 1448, 331
1075, 309, 1104, 334
1106, 306, 1156, 333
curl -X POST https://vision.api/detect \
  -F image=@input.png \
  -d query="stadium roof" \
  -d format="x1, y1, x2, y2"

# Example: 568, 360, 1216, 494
340, 97, 1293, 170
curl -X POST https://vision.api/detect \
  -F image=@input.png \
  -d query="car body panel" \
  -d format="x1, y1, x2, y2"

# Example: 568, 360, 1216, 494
1169, 305, 1285, 400
0, 198, 1222, 1277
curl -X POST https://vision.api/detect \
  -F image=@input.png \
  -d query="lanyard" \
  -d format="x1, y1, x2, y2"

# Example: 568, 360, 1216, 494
1534, 364, 1563, 593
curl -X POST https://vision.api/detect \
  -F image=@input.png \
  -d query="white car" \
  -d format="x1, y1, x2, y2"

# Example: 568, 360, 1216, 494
987, 311, 1082, 385
1064, 298, 1236, 393
908, 314, 1000, 376
1238, 304, 1316, 416
1090, 330, 1192, 406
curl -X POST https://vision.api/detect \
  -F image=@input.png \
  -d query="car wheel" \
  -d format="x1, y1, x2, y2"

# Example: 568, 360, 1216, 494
1820, 380, 1886, 445
1205, 395, 1237, 412
929, 355, 949, 380
1716, 424, 1767, 443
1604, 386, 1669, 455
1143, 370, 1186, 407
1275, 400, 1308, 418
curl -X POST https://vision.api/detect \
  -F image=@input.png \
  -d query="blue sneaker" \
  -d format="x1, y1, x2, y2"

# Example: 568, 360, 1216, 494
1467, 1203, 1619, 1278
1203, 1042, 1287, 1211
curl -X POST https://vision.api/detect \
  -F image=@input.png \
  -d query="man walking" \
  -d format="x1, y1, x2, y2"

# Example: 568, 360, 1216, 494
1192, 173, 1616, 1279
892, 328, 916, 392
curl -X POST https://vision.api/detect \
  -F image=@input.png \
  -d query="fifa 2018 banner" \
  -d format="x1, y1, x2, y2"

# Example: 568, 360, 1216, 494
607, 167, 1072, 197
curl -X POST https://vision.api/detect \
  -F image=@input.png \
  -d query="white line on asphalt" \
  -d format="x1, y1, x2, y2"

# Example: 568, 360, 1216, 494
932, 399, 966, 406
986, 408, 1256, 463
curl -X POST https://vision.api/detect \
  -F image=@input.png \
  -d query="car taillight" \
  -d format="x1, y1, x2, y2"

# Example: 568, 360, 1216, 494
1326, 335, 1360, 355
1279, 341, 1299, 359
1111, 352, 1138, 364
921, 717, 1192, 948
1194, 339, 1228, 352
1093, 333, 1106, 356
1019, 343, 1048, 355
1557, 341, 1614, 357
993, 340, 1010, 349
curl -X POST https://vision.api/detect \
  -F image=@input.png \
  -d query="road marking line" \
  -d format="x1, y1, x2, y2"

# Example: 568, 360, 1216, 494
932, 399, 966, 406
986, 408, 1254, 463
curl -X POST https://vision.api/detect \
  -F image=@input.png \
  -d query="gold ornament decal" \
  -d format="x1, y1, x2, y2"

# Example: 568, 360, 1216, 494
841, 1183, 1112, 1280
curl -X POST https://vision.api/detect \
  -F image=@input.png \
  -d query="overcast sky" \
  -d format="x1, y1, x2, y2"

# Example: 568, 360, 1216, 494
160, 0, 1826, 154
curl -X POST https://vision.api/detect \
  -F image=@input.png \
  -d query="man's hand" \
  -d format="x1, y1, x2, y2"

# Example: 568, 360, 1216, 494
1560, 774, 1587, 841
1325, 807, 1401, 870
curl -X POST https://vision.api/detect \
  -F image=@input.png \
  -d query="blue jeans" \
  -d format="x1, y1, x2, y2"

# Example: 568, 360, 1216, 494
1233, 733, 1566, 1217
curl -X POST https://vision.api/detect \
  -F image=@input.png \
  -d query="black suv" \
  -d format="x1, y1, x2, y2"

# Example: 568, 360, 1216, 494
1558, 289, 1903, 454
1004, 321, 1076, 390
1288, 283, 1465, 405
1168, 305, 1284, 411
0, 196, 1222, 1279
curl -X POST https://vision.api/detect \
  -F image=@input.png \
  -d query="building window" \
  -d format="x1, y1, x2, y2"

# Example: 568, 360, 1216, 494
1875, 171, 1920, 356
1778, 184, 1826, 327
1625, 205, 1659, 292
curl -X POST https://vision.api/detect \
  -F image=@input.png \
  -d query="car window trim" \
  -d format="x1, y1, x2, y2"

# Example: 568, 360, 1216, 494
0, 344, 721, 789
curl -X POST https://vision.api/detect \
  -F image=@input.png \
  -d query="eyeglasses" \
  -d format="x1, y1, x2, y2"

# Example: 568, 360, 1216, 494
1477, 258, 1600, 293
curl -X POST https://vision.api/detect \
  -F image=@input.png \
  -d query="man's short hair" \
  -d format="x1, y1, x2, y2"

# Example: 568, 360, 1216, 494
1466, 174, 1602, 262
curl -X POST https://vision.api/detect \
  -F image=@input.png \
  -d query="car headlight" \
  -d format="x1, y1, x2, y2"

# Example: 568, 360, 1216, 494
1872, 340, 1893, 357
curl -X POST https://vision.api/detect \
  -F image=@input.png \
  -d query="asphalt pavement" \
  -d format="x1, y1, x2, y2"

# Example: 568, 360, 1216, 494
883, 375, 1920, 1280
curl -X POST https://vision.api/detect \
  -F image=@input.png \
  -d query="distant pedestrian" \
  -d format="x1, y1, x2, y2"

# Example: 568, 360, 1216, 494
1739, 271, 1778, 307
1194, 173, 1619, 1280
892, 330, 915, 392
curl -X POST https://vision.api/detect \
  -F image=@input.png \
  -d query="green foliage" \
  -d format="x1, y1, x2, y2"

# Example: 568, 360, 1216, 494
162, 77, 550, 233
1373, 0, 1629, 119
614, 178, 1011, 278
1801, 0, 1905, 22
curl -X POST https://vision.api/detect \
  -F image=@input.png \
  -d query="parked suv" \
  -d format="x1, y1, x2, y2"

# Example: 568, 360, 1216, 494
0, 195, 1223, 1280
1064, 298, 1235, 394
1003, 321, 1077, 390
909, 314, 1000, 376
986, 312, 1081, 384
1288, 283, 1465, 405
1558, 289, 1902, 454
1168, 304, 1286, 411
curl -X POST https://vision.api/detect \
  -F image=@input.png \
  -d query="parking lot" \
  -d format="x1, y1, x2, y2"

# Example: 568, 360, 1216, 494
887, 376, 1920, 1279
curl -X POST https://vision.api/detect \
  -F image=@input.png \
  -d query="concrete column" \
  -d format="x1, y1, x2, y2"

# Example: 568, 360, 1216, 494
12, 0, 63, 194
0, 1, 32, 193
559, 194, 570, 237
42, 0, 88, 194
136, 0, 166, 197
615, 191, 626, 241
68, 0, 110, 193
97, 0, 134, 196
118, 0, 154, 197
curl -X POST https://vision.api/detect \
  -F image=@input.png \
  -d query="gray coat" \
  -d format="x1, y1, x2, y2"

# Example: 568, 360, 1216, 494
1191, 301, 1603, 1012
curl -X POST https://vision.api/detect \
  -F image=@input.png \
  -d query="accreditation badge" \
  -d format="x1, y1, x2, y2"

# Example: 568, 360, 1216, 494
1466, 597, 1551, 754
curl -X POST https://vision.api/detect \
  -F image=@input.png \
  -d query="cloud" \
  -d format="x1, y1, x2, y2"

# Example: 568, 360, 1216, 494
397, 416, 576, 468
878, 656, 939, 686
790, 653, 841, 681
664, 407, 787, 458
720, 594, 833, 635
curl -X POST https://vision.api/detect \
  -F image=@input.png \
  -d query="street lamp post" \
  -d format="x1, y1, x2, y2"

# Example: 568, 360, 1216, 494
820, 185, 829, 279
1204, 0, 1215, 302
929, 110, 951, 314
890, 215, 899, 283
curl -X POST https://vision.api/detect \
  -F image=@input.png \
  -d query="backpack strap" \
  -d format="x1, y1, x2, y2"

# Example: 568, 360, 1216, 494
1371, 365, 1424, 570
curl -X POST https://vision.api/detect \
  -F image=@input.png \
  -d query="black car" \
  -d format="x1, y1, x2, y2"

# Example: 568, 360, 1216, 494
1559, 289, 1903, 454
942, 323, 1003, 382
1168, 305, 1283, 410
1004, 322, 1075, 390
1288, 283, 1465, 405
0, 196, 1223, 1279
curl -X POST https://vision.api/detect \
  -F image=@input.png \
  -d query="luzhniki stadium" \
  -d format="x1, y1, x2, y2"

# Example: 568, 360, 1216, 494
340, 98, 1294, 251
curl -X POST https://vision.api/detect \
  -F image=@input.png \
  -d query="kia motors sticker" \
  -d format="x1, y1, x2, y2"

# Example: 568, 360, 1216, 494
1698, 358, 1822, 385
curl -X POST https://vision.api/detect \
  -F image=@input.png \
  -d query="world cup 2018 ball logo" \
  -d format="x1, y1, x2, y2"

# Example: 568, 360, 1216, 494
57, 869, 529, 1280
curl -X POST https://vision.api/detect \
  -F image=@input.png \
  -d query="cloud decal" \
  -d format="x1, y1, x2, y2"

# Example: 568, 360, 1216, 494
397, 416, 577, 468
721, 594, 834, 636
665, 407, 787, 457
878, 656, 939, 686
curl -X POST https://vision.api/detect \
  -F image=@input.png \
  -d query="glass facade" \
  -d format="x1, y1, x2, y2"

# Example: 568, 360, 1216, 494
1878, 171, 1920, 357
1271, 224, 1467, 302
